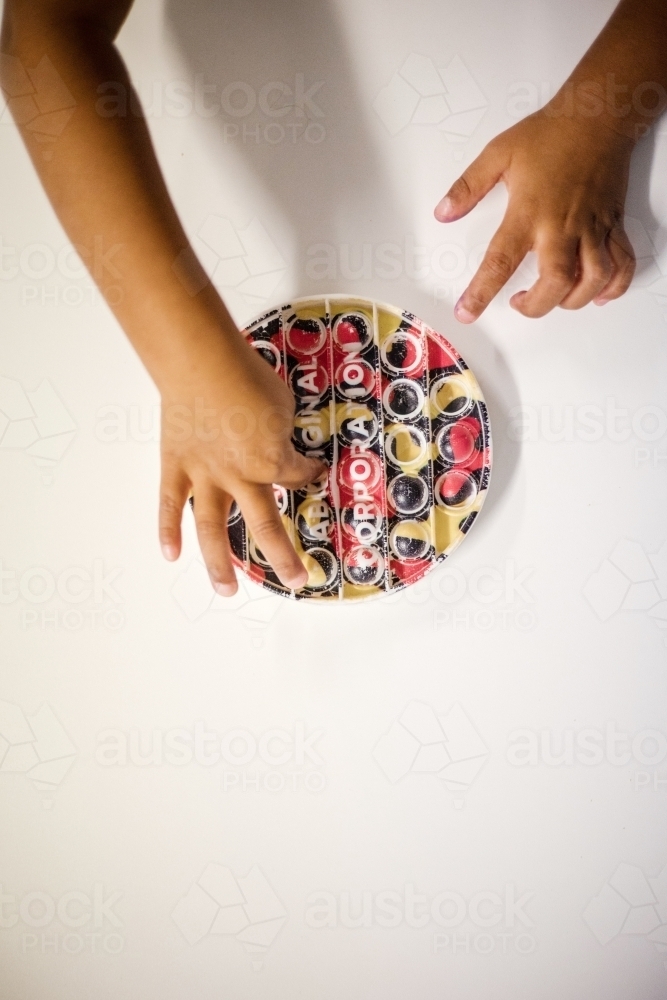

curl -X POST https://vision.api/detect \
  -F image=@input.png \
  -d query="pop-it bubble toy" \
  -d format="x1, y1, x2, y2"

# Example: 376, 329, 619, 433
228, 296, 492, 601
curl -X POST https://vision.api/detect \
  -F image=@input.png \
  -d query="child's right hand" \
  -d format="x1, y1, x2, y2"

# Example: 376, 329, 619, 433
157, 331, 325, 597
1, 1, 325, 600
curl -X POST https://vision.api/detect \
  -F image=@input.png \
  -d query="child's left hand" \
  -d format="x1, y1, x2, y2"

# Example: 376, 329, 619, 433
434, 108, 637, 322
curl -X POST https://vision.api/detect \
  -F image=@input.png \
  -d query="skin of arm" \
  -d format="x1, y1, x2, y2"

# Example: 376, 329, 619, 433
435, 0, 667, 322
1, 0, 324, 596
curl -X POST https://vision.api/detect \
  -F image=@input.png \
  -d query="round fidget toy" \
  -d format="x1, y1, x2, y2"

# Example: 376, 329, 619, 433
225, 296, 491, 600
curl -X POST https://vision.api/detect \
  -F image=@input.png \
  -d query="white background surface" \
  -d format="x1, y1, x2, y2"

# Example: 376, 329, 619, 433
1, 1, 667, 997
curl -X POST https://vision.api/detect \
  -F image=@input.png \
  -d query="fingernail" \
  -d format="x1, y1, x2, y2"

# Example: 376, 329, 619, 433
594, 297, 609, 306
161, 543, 178, 561
436, 196, 454, 219
285, 570, 308, 590
454, 298, 475, 324
213, 581, 238, 597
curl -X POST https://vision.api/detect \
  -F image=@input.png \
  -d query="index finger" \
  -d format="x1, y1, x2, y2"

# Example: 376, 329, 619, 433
455, 221, 530, 323
236, 482, 307, 590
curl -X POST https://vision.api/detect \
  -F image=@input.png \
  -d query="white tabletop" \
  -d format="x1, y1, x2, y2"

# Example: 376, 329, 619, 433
1, 0, 667, 997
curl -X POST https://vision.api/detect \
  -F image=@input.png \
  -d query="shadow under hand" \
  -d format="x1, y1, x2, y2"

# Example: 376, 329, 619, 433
626, 126, 666, 271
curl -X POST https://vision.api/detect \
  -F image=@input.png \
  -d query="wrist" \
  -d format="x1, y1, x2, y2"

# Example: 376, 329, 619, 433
539, 91, 638, 155
543, 74, 659, 147
151, 315, 246, 400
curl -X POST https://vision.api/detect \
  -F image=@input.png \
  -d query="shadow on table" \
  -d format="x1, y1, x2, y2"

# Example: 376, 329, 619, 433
627, 128, 667, 271
165, 0, 399, 257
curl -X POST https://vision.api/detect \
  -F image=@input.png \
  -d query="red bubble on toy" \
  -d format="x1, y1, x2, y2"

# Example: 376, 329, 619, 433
435, 469, 478, 509
246, 563, 267, 585
387, 473, 429, 515
391, 557, 431, 583
436, 421, 477, 467
335, 358, 375, 400
427, 336, 459, 370
333, 313, 373, 353
337, 449, 383, 493
286, 317, 327, 355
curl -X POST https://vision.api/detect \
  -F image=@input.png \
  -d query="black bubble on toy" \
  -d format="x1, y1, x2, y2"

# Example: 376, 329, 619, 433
292, 419, 327, 452
305, 546, 338, 588
255, 344, 279, 369
341, 505, 382, 543
344, 547, 383, 585
388, 474, 428, 514
250, 540, 269, 566
458, 510, 478, 534
340, 413, 377, 445
437, 425, 456, 465
385, 338, 409, 369
386, 382, 421, 417
443, 395, 470, 416
296, 501, 332, 542
228, 519, 245, 561
290, 364, 327, 399
392, 532, 429, 560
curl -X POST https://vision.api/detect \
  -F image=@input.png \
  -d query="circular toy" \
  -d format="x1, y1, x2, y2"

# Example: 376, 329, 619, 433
226, 296, 491, 600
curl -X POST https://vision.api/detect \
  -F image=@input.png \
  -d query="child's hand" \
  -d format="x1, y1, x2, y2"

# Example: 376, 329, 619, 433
435, 110, 637, 321
158, 334, 325, 596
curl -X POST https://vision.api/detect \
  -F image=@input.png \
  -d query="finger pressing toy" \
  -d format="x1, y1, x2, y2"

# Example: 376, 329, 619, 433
231, 296, 491, 601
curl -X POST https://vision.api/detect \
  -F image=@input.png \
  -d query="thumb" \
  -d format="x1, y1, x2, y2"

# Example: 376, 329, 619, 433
276, 448, 327, 490
434, 143, 506, 223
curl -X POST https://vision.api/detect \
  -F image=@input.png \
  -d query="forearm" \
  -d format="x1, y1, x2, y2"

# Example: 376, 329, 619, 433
547, 0, 667, 141
0, 2, 241, 393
